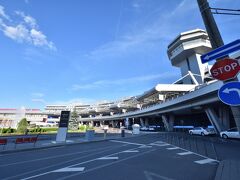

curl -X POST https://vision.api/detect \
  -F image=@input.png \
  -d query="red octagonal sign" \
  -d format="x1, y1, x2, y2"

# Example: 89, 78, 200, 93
210, 58, 240, 81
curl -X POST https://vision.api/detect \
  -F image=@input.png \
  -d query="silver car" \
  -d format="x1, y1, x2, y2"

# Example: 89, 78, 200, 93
189, 127, 216, 136
220, 127, 240, 139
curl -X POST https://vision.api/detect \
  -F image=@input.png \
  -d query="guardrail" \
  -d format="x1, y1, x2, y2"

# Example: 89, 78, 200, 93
160, 133, 219, 161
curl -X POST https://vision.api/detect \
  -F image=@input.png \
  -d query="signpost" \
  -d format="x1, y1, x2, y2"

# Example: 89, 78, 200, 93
201, 39, 240, 63
56, 111, 71, 142
210, 58, 240, 81
218, 82, 240, 106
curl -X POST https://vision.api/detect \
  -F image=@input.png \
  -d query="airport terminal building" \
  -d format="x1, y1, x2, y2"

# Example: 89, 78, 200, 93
1, 29, 239, 132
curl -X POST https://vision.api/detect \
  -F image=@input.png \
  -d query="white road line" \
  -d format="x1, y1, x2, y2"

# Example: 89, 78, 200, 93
167, 147, 180, 150
57, 149, 156, 180
22, 146, 147, 180
122, 150, 139, 153
9, 144, 129, 180
52, 167, 85, 172
150, 143, 170, 147
139, 145, 152, 148
194, 158, 217, 164
153, 141, 164, 144
110, 140, 146, 146
97, 157, 119, 160
158, 140, 220, 163
0, 145, 116, 168
177, 151, 194, 155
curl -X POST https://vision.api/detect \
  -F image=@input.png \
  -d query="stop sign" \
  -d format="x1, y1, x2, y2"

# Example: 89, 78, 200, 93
210, 58, 240, 81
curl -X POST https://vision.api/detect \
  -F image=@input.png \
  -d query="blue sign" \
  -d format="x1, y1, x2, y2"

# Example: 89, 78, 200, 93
201, 39, 240, 63
218, 81, 240, 106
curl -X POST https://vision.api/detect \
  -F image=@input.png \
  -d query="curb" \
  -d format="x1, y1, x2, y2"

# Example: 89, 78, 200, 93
0, 133, 145, 155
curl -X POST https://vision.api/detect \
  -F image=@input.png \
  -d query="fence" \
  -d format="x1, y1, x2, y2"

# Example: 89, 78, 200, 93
160, 133, 219, 161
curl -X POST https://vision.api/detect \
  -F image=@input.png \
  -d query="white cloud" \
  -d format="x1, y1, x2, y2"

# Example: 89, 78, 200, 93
31, 92, 44, 98
0, 5, 10, 20
31, 98, 46, 104
30, 29, 56, 50
82, 0, 199, 63
49, 98, 96, 106
0, 5, 56, 50
3, 24, 31, 42
16, 11, 37, 28
71, 72, 177, 91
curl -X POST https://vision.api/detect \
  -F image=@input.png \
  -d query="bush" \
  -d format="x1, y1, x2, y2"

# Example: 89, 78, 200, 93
17, 118, 28, 133
28, 127, 58, 134
1, 128, 16, 134
79, 125, 86, 131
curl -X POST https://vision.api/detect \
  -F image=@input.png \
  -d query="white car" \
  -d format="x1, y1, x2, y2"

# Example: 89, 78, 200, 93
189, 127, 216, 136
220, 127, 240, 139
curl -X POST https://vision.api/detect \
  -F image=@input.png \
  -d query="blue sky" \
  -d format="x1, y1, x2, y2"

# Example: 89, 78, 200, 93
0, 0, 239, 109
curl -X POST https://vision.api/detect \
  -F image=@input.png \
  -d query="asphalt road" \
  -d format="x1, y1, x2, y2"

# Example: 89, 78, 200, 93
0, 134, 220, 180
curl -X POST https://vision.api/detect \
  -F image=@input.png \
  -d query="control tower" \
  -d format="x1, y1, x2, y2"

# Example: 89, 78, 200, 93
167, 29, 212, 84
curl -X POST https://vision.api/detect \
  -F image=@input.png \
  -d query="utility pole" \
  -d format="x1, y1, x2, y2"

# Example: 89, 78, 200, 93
197, 0, 240, 133
197, 0, 224, 48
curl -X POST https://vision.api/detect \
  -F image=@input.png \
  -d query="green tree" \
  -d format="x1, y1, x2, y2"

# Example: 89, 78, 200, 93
69, 108, 79, 130
17, 118, 28, 133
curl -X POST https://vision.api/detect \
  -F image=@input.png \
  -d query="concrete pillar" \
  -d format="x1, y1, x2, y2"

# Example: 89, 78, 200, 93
110, 120, 117, 128
100, 121, 104, 127
169, 114, 174, 131
205, 107, 223, 133
218, 105, 230, 130
161, 114, 174, 132
140, 117, 144, 127
125, 117, 129, 129
231, 106, 240, 133
145, 118, 149, 127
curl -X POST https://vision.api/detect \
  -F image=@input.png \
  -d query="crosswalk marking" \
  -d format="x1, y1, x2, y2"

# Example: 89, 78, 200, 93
122, 150, 139, 153
139, 145, 152, 148
52, 167, 85, 172
150, 143, 169, 147
167, 147, 180, 150
177, 151, 194, 155
194, 158, 217, 164
97, 157, 119, 160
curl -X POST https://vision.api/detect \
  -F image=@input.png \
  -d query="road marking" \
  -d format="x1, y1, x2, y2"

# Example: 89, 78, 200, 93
177, 151, 194, 155
167, 147, 180, 150
0, 145, 118, 168
139, 145, 152, 148
110, 140, 146, 146
122, 150, 139, 153
153, 141, 164, 144
97, 157, 119, 160
52, 167, 85, 172
57, 149, 156, 180
144, 171, 175, 180
150, 143, 169, 147
194, 158, 217, 164
158, 140, 220, 163
7, 144, 128, 180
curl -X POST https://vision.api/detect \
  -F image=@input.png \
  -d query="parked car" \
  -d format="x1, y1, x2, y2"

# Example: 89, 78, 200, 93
220, 127, 240, 139
189, 127, 216, 136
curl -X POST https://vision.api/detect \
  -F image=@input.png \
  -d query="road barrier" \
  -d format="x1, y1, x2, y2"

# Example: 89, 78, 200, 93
0, 138, 7, 150
161, 133, 219, 160
15, 136, 38, 149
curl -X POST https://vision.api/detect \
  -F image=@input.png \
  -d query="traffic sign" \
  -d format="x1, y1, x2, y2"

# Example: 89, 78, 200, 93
201, 39, 240, 63
210, 58, 240, 81
218, 81, 240, 106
